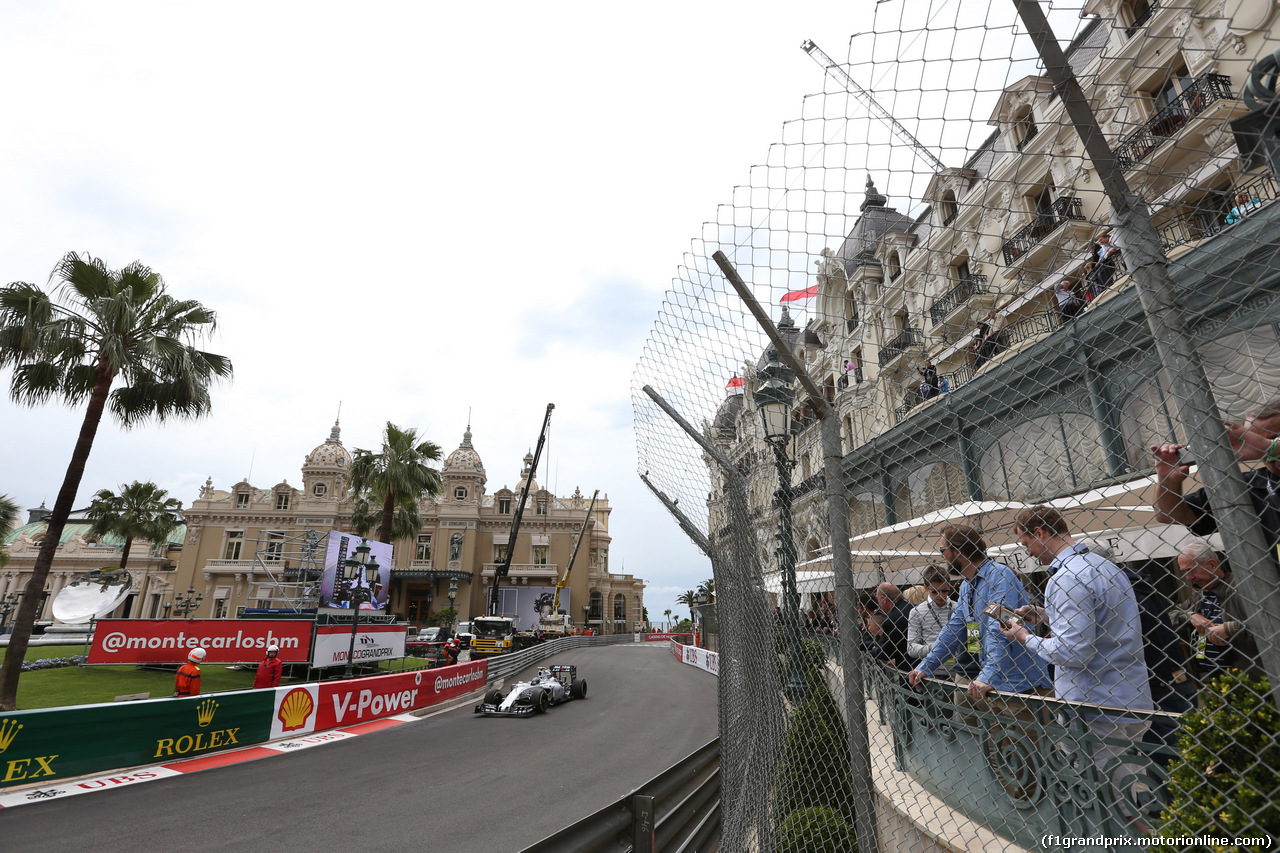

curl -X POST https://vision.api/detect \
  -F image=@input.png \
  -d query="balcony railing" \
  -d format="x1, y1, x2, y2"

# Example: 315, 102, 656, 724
1114, 74, 1233, 172
1001, 196, 1085, 264
1003, 308, 1063, 349
1126, 0, 1159, 36
878, 328, 923, 367
1157, 172, 1279, 252
836, 366, 864, 390
1014, 121, 1039, 152
929, 275, 989, 325
846, 316, 860, 334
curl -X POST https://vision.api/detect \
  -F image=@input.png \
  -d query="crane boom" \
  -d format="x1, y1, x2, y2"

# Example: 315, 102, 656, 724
488, 403, 555, 617
801, 39, 948, 174
552, 489, 599, 616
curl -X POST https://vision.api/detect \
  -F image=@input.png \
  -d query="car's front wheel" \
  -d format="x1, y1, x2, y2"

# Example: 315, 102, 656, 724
485, 689, 503, 705
535, 689, 550, 714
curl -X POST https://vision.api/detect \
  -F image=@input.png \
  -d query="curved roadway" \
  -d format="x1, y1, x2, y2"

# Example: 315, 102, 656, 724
0, 643, 718, 853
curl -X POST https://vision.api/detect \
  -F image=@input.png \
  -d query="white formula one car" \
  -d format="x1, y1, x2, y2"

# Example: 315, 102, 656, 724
474, 665, 587, 717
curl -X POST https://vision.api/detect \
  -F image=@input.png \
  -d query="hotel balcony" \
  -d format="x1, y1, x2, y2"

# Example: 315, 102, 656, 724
929, 275, 990, 327
480, 562, 559, 582
1001, 197, 1087, 265
878, 328, 924, 368
1114, 73, 1234, 173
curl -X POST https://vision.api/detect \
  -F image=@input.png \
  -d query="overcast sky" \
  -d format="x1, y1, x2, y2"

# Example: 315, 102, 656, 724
0, 0, 909, 625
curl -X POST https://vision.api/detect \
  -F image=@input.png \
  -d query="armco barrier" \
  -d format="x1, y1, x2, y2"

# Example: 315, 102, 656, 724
0, 658, 487, 788
670, 641, 719, 676
0, 690, 273, 788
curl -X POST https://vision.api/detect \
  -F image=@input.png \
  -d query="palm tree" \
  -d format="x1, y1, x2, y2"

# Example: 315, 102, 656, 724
0, 253, 231, 710
697, 578, 716, 602
349, 422, 443, 545
85, 481, 183, 570
0, 493, 19, 569
676, 589, 696, 610
349, 493, 423, 544
664, 608, 672, 630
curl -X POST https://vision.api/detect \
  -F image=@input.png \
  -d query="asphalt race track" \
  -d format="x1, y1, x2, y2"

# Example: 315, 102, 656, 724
0, 643, 718, 853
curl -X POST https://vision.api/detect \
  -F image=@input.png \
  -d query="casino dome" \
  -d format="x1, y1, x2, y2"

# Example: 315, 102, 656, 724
444, 425, 486, 478
305, 420, 349, 469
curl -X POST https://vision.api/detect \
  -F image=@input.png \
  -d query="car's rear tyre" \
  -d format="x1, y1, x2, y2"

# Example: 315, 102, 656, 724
535, 689, 550, 714
571, 678, 587, 699
485, 689, 503, 705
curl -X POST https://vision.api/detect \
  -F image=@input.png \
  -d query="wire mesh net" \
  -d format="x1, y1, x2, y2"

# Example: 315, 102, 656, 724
632, 2, 1280, 850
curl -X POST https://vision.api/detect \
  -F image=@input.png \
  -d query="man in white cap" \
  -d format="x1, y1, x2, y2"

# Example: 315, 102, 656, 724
253, 644, 283, 689
174, 647, 206, 696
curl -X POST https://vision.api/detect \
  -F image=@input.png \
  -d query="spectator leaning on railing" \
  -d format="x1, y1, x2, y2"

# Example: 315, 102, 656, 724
907, 525, 1051, 702
1003, 506, 1152, 790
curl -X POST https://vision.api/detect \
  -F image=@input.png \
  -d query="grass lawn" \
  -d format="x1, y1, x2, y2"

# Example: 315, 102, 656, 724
5, 646, 440, 711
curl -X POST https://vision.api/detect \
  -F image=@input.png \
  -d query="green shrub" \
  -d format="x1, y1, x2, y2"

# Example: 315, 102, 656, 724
775, 807, 856, 853
1155, 670, 1280, 852
774, 680, 857, 827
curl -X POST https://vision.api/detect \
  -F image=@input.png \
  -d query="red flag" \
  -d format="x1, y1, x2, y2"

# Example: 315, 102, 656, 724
726, 376, 744, 389
780, 286, 817, 303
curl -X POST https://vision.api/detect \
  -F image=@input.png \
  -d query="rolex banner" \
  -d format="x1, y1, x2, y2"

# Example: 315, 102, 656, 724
0, 691, 273, 788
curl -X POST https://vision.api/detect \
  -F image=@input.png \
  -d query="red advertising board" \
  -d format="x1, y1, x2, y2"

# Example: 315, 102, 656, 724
315, 659, 488, 728
87, 619, 313, 665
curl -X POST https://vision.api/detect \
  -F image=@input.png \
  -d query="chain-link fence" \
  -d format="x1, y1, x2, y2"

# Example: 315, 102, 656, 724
632, 3, 1280, 850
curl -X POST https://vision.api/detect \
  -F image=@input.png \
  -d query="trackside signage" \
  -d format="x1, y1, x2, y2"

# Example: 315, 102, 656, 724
317, 659, 487, 727
311, 623, 406, 668
88, 619, 312, 665
0, 691, 272, 788
671, 641, 719, 676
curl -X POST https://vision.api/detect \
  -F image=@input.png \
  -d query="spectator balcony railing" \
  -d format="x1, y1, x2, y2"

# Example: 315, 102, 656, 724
1126, 0, 1160, 37
929, 275, 989, 325
1001, 197, 1086, 264
1002, 308, 1063, 349
1113, 74, 1233, 172
836, 366, 865, 390
1157, 171, 1279, 252
868, 663, 1167, 850
878, 328, 924, 368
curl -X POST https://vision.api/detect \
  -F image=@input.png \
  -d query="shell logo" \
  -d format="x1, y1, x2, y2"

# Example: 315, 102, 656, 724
277, 687, 316, 732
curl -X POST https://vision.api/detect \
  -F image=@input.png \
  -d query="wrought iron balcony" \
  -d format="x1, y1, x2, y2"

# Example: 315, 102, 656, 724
1126, 0, 1159, 37
929, 275, 989, 325
1014, 122, 1039, 152
847, 316, 860, 334
878, 328, 923, 367
1157, 172, 1278, 252
1114, 74, 1233, 172
1001, 197, 1085, 264
836, 366, 864, 390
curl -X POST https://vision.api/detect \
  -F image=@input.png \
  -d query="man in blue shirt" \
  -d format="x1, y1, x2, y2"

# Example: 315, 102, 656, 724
908, 525, 1051, 700
1004, 506, 1152, 808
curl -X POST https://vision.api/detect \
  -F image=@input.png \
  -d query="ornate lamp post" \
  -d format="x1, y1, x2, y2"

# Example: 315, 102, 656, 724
0, 593, 17, 634
754, 351, 807, 702
447, 577, 458, 632
172, 587, 203, 618
582, 603, 590, 635
342, 541, 381, 679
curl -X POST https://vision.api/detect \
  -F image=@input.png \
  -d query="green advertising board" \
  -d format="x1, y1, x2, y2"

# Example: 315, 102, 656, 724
0, 690, 274, 788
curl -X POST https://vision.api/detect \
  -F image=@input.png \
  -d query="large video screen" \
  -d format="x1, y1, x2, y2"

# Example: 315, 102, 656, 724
319, 531, 394, 613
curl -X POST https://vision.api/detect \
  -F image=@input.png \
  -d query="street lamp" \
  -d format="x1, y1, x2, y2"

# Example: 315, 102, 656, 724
0, 593, 17, 634
172, 587, 203, 618
754, 351, 807, 702
342, 540, 381, 679
582, 604, 590, 636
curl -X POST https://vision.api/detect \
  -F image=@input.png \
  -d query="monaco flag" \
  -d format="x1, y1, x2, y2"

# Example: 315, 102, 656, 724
726, 376, 744, 389
780, 286, 817, 303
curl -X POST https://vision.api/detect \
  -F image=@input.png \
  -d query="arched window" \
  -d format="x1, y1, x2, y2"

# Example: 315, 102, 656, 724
849, 490, 887, 536
589, 591, 602, 621
1014, 107, 1038, 150
980, 412, 1108, 501
613, 593, 626, 621
887, 251, 902, 281
940, 190, 959, 225
895, 461, 967, 521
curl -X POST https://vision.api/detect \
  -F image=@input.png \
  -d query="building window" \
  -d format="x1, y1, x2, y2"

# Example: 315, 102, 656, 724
498, 497, 511, 514
258, 599, 272, 610
533, 545, 548, 566
599, 548, 608, 571
613, 593, 626, 621
214, 598, 228, 619
454, 486, 467, 501
276, 493, 290, 510
535, 498, 547, 515
494, 543, 508, 563
312, 483, 328, 497
589, 591, 603, 620
224, 530, 244, 561
416, 533, 432, 562
939, 189, 959, 224
1014, 110, 1038, 151
263, 531, 284, 562
886, 251, 901, 281
236, 492, 250, 508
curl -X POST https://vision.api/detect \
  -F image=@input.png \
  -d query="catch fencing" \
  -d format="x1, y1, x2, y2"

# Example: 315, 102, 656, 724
632, 3, 1280, 851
